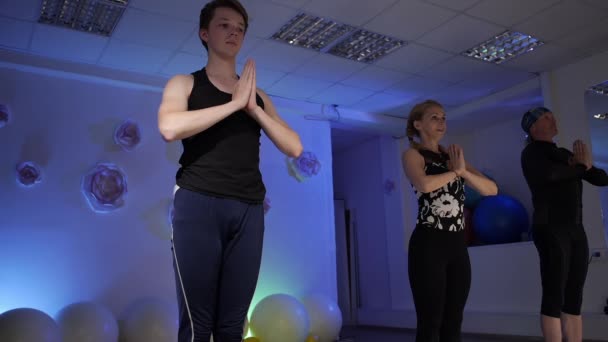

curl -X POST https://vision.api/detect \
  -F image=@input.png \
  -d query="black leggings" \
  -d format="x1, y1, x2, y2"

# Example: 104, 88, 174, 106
408, 226, 471, 342
533, 225, 589, 318
171, 187, 265, 342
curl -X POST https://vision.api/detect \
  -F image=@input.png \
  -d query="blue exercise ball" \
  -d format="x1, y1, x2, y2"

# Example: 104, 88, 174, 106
472, 195, 529, 245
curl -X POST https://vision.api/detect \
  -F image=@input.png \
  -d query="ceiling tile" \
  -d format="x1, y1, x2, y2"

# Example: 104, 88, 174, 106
267, 74, 332, 100
383, 74, 452, 98
353, 91, 414, 114
30, 24, 108, 63
426, 0, 481, 11
500, 43, 584, 73
374, 43, 453, 73
0, 17, 34, 50
235, 62, 287, 89
309, 84, 376, 106
419, 55, 497, 83
466, 0, 560, 27
240, 0, 299, 39
129, 0, 202, 21
556, 18, 608, 56
98, 40, 173, 74
364, 0, 457, 41
292, 54, 366, 82
111, 8, 195, 50
239, 39, 319, 73
417, 14, 505, 53
341, 65, 410, 91
428, 83, 495, 107
269, 0, 312, 9
161, 52, 206, 76
302, 0, 397, 26
514, 0, 608, 41
0, 0, 39, 21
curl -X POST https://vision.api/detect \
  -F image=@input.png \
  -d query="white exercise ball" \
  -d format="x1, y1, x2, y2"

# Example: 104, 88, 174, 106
0, 308, 60, 342
119, 298, 177, 342
301, 294, 343, 342
250, 294, 310, 342
56, 301, 118, 342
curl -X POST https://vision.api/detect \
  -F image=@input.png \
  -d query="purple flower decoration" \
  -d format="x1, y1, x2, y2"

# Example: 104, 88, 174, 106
286, 151, 321, 182
384, 179, 396, 195
114, 119, 141, 151
263, 197, 271, 215
16, 161, 42, 187
0, 104, 10, 128
82, 163, 128, 213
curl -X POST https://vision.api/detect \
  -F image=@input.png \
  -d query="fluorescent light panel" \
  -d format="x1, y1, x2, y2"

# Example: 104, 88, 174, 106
462, 30, 544, 64
270, 12, 406, 63
38, 0, 128, 36
271, 13, 355, 51
328, 29, 405, 64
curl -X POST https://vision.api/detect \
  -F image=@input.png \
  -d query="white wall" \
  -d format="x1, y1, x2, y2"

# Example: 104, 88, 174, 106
333, 136, 391, 310
0, 65, 338, 327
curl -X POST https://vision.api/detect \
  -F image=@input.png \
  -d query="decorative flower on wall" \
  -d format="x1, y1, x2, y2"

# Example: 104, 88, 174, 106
16, 161, 42, 187
0, 104, 10, 128
384, 179, 396, 195
114, 119, 141, 151
82, 163, 127, 213
286, 151, 321, 182
263, 196, 271, 215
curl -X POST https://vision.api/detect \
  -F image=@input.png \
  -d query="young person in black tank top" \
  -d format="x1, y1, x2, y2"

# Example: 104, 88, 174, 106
157, 1, 303, 341
402, 100, 497, 342
520, 107, 608, 342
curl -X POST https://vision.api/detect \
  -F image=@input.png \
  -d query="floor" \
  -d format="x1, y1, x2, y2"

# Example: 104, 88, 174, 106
337, 325, 545, 342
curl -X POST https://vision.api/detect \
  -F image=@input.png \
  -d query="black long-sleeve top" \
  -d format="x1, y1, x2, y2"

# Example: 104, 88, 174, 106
521, 140, 608, 226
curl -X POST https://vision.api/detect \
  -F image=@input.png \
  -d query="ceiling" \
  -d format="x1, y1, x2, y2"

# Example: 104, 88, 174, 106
0, 0, 607, 150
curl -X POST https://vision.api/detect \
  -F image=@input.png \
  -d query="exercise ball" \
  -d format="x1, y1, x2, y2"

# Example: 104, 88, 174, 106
301, 294, 342, 342
250, 294, 310, 342
119, 298, 177, 342
473, 195, 529, 245
56, 301, 118, 342
0, 308, 60, 342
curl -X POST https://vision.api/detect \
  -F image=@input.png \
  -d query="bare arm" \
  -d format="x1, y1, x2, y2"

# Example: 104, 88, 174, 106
461, 162, 498, 196
446, 144, 497, 196
158, 62, 254, 142
402, 148, 458, 193
245, 62, 302, 157
250, 89, 303, 157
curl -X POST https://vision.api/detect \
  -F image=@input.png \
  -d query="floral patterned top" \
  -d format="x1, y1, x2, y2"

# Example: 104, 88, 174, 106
414, 149, 465, 232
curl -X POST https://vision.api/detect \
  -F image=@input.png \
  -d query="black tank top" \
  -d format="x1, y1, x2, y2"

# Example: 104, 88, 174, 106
413, 149, 465, 232
175, 68, 266, 203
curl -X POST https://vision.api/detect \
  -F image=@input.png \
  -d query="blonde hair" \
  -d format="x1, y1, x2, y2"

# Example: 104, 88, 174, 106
406, 99, 444, 149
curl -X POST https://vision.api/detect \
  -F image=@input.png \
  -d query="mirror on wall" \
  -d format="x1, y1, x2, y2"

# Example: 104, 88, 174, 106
585, 80, 608, 242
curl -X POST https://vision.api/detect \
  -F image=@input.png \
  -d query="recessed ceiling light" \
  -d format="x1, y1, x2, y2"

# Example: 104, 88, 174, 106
270, 12, 406, 63
462, 30, 544, 64
38, 0, 129, 37
271, 13, 355, 51
328, 29, 406, 64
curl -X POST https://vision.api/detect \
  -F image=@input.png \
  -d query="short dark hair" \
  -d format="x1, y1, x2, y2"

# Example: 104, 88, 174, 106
199, 0, 249, 50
